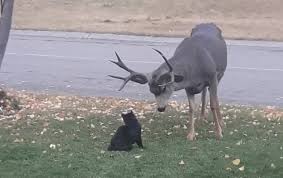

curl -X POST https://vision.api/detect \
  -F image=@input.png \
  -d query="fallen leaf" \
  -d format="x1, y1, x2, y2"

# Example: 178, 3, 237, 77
232, 159, 241, 165
134, 155, 141, 159
226, 167, 232, 171
179, 160, 185, 165
13, 138, 24, 143
239, 166, 245, 171
40, 128, 47, 135
236, 140, 243, 145
49, 144, 56, 149
173, 125, 180, 129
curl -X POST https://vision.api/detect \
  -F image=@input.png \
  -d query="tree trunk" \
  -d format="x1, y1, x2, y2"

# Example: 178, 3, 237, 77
0, 0, 14, 69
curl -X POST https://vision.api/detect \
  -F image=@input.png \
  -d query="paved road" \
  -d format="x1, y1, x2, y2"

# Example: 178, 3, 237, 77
0, 30, 283, 106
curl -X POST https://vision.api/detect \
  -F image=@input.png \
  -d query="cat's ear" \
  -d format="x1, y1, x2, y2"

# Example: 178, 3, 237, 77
121, 110, 129, 117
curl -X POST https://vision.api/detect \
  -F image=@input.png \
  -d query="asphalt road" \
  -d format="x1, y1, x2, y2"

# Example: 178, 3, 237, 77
0, 30, 283, 106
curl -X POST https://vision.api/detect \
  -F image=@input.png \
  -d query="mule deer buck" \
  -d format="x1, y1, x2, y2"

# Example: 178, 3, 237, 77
109, 23, 227, 140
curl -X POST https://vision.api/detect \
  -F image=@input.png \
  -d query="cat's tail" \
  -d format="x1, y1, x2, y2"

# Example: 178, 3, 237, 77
107, 144, 133, 151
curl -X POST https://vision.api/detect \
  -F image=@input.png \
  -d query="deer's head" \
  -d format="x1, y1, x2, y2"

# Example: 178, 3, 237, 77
109, 49, 184, 112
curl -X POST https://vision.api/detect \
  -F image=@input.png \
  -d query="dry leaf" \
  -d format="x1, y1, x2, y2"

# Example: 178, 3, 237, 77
232, 159, 240, 165
13, 138, 24, 143
49, 144, 56, 149
239, 166, 245, 171
173, 125, 180, 129
134, 155, 141, 159
271, 163, 276, 169
40, 128, 47, 135
236, 140, 243, 145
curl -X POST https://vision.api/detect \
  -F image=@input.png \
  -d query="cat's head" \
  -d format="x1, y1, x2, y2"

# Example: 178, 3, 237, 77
121, 110, 137, 125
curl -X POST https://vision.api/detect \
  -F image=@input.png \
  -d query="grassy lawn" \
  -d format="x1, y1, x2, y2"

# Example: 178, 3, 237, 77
0, 91, 283, 177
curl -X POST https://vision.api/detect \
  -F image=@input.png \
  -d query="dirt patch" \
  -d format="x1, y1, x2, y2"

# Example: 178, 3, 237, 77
13, 0, 283, 41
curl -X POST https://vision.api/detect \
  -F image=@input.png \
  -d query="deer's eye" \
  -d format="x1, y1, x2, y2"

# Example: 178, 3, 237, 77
158, 73, 172, 84
161, 86, 166, 93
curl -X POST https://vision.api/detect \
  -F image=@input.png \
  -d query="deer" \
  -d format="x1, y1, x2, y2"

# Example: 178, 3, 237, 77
109, 23, 227, 140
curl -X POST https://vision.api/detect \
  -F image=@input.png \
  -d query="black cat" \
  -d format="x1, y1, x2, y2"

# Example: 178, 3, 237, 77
108, 110, 143, 151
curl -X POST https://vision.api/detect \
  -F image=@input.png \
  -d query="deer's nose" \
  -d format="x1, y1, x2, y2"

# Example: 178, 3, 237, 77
157, 107, 166, 112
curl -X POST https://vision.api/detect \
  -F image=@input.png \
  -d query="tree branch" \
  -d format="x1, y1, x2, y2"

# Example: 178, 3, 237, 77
0, 0, 14, 69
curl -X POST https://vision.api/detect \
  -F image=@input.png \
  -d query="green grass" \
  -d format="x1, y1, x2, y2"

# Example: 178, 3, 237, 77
0, 106, 282, 178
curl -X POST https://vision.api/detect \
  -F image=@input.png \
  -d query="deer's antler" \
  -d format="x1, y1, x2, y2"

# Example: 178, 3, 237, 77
152, 48, 173, 72
109, 52, 148, 91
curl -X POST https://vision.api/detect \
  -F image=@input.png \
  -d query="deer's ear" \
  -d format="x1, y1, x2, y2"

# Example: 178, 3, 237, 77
174, 74, 184, 83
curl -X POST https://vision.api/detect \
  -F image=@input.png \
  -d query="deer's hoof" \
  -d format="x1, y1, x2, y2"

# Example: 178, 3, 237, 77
187, 132, 196, 141
215, 131, 223, 140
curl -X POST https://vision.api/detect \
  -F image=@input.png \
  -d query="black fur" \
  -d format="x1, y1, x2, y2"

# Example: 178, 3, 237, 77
108, 110, 143, 151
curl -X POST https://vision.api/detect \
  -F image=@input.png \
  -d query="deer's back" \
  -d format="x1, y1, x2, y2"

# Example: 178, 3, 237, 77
172, 32, 227, 76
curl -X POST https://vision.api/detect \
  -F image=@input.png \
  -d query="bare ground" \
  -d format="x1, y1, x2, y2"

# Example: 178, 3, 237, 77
13, 0, 283, 41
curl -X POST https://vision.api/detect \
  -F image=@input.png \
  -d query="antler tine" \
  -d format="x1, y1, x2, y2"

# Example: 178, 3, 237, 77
108, 75, 125, 80
109, 51, 149, 91
108, 75, 131, 91
111, 52, 133, 72
152, 48, 173, 72
118, 77, 131, 91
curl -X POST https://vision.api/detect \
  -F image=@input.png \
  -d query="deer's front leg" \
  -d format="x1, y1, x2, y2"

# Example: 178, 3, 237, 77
200, 87, 208, 122
185, 90, 197, 141
209, 78, 223, 140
